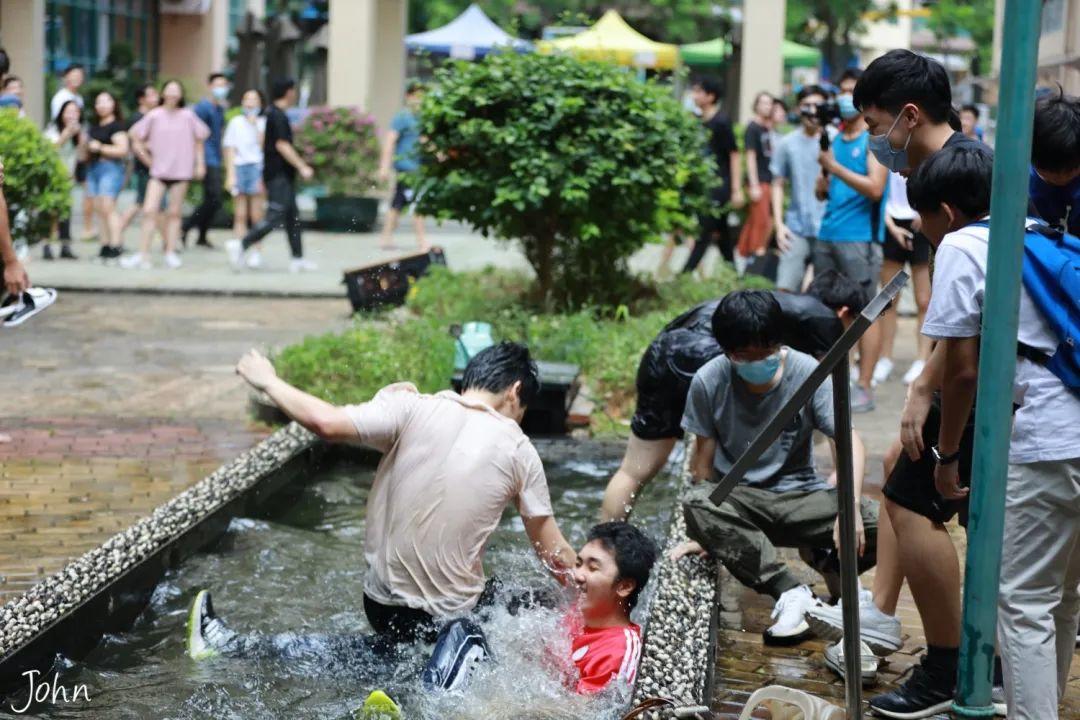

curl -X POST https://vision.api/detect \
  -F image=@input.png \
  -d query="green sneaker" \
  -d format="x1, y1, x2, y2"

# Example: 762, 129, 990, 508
355, 690, 402, 720
186, 589, 224, 661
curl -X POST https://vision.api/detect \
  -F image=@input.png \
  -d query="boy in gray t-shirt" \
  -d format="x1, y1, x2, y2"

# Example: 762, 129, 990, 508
678, 290, 881, 647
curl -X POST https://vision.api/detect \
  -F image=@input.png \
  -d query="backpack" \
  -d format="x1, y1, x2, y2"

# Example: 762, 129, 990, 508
1020, 222, 1080, 393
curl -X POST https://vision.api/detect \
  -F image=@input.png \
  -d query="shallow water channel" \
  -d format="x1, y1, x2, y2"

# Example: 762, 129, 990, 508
4, 442, 679, 720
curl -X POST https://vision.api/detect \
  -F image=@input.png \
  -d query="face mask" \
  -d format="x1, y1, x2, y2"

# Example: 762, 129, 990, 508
733, 353, 782, 385
211, 86, 230, 101
243, 106, 260, 117
868, 111, 912, 172
837, 94, 858, 120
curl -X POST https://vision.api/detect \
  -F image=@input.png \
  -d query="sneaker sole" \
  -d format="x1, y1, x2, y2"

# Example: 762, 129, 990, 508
763, 622, 814, 647
805, 613, 902, 657
186, 590, 217, 661
869, 699, 953, 719
823, 651, 877, 686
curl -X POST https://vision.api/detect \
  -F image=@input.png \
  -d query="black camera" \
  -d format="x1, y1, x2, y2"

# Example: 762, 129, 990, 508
802, 99, 840, 127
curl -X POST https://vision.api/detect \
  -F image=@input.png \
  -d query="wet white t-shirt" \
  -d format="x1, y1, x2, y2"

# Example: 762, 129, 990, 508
344, 383, 554, 617
922, 220, 1080, 463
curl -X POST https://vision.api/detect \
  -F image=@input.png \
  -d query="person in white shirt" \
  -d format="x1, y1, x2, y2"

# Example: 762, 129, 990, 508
908, 143, 1080, 720
223, 89, 267, 266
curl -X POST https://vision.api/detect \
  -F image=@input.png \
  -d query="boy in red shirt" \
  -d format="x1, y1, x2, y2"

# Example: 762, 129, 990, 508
567, 522, 657, 694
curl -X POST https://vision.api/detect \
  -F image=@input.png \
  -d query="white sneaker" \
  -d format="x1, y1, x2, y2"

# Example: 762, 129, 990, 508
824, 639, 879, 686
245, 248, 263, 269
805, 586, 902, 656
289, 257, 318, 273
872, 357, 894, 386
164, 251, 182, 269
119, 252, 151, 270
225, 238, 243, 270
764, 585, 817, 646
903, 359, 927, 385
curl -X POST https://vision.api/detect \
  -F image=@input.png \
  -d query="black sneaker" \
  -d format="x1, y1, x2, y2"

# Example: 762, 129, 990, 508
869, 661, 954, 718
60, 244, 78, 260
42, 244, 54, 261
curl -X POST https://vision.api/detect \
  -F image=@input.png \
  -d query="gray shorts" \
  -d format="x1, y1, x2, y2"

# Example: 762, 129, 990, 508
776, 231, 815, 292
813, 241, 883, 304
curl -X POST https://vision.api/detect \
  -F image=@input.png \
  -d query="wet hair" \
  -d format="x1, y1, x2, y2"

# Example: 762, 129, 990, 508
838, 67, 863, 86
0, 48, 8, 78
62, 63, 84, 78
854, 49, 951, 124
94, 91, 123, 123
2, 76, 19, 91
711, 290, 784, 352
907, 143, 994, 219
271, 77, 296, 101
1031, 89, 1080, 174
160, 79, 186, 107
460, 341, 540, 409
586, 523, 658, 611
208, 72, 227, 84
960, 103, 980, 120
806, 269, 867, 315
797, 84, 827, 102
53, 99, 82, 137
693, 76, 724, 104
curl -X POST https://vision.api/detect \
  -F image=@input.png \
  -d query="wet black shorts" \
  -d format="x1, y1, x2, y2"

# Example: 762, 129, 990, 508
75, 160, 88, 183
883, 218, 932, 266
883, 399, 972, 527
630, 328, 722, 440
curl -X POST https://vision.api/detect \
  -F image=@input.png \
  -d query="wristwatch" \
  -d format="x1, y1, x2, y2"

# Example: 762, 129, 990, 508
931, 446, 961, 466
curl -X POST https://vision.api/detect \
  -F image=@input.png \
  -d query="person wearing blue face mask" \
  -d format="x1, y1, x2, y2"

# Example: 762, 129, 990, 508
182, 72, 230, 249
223, 89, 268, 266
815, 68, 889, 414
677, 290, 879, 649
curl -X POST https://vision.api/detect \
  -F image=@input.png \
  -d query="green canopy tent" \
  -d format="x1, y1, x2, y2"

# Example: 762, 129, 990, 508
679, 38, 821, 69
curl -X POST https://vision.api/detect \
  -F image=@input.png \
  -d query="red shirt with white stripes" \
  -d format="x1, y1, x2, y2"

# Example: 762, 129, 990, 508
568, 618, 643, 694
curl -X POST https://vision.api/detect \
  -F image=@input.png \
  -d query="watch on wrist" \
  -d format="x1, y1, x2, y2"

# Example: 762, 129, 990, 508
932, 445, 961, 465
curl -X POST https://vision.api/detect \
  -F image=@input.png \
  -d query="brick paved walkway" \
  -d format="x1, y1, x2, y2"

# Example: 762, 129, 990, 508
0, 416, 268, 604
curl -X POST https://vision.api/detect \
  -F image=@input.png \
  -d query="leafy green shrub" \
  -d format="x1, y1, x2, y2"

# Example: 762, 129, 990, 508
295, 106, 381, 197
0, 110, 72, 243
415, 52, 716, 309
275, 266, 768, 431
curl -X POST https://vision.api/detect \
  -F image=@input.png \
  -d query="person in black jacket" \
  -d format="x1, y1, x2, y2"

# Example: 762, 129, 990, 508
599, 270, 863, 521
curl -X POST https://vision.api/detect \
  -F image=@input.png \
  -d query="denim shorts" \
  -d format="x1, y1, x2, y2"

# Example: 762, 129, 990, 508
234, 163, 263, 196
86, 159, 125, 198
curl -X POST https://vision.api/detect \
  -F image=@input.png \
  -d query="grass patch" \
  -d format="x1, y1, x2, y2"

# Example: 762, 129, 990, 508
274, 265, 769, 434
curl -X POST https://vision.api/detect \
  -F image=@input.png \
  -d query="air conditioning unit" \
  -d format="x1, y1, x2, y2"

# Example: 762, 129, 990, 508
160, 0, 211, 14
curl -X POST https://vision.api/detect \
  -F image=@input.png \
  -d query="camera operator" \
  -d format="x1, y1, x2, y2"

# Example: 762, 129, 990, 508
771, 84, 830, 291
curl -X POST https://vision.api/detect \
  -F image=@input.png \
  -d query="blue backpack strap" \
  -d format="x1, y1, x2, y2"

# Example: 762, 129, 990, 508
1020, 224, 1080, 392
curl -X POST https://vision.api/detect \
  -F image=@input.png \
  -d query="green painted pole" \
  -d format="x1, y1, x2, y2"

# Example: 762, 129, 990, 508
953, 0, 1042, 715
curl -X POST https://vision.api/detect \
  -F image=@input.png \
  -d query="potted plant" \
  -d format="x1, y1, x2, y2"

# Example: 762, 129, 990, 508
296, 106, 381, 232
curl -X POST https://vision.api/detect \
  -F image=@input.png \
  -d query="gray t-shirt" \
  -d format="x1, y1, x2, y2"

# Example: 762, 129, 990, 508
770, 129, 827, 239
681, 348, 834, 493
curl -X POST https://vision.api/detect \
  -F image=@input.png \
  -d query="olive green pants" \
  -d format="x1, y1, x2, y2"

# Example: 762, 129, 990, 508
683, 483, 879, 599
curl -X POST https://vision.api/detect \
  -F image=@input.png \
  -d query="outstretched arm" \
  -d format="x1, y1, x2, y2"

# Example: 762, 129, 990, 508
236, 349, 358, 442
524, 515, 576, 586
0, 184, 29, 296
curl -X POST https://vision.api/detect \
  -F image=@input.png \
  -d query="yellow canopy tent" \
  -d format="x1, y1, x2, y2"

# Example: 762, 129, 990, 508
537, 10, 679, 70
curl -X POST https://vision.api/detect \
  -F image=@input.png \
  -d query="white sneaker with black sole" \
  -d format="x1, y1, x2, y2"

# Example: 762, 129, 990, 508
824, 639, 879, 686
806, 586, 902, 656
764, 585, 818, 646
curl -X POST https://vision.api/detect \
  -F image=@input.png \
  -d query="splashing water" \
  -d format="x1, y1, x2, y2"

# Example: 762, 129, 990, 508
2, 447, 676, 720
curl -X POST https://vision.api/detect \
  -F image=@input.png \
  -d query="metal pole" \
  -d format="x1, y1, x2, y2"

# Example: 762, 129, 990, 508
831, 360, 861, 719
953, 0, 1042, 715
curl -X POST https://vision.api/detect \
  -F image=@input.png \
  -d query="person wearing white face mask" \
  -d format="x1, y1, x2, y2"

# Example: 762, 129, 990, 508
223, 89, 268, 266
182, 72, 231, 249
674, 290, 879, 649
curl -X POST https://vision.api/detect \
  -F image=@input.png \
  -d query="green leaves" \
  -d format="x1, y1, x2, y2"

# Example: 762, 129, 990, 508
294, 106, 380, 197
0, 110, 73, 243
415, 52, 714, 309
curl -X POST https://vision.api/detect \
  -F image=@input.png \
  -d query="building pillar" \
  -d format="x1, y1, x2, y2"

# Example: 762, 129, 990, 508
328, 0, 406, 132
737, 0, 786, 124
159, 1, 229, 94
1, 0, 47, 126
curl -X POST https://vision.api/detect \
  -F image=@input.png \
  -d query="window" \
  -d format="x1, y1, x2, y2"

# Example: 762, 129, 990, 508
45, 0, 159, 79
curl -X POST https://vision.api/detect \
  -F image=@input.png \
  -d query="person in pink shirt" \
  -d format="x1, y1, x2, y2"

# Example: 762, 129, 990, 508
123, 79, 209, 269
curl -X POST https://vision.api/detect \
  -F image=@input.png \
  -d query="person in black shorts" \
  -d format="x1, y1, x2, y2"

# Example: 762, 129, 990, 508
599, 270, 863, 521
873, 171, 933, 387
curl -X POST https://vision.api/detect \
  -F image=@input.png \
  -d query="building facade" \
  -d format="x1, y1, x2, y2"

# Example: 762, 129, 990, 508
0, 0, 404, 130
